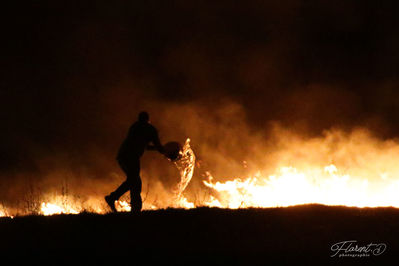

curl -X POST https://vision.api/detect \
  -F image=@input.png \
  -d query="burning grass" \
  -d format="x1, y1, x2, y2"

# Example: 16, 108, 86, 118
2, 129, 399, 217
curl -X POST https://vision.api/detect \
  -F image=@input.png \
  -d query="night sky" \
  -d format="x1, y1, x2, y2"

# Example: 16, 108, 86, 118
1, 0, 399, 204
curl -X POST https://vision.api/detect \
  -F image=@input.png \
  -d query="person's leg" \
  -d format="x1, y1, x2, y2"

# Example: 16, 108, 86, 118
109, 160, 131, 200
109, 181, 130, 201
105, 160, 131, 212
107, 157, 142, 213
130, 177, 142, 213
126, 157, 142, 213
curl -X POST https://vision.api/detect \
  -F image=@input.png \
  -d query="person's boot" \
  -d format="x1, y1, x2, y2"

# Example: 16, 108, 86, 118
105, 195, 117, 213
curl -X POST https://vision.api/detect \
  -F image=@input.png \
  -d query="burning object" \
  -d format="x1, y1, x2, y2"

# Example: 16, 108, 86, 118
163, 141, 182, 162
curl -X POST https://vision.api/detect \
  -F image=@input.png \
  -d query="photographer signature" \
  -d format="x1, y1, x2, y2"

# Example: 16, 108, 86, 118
331, 240, 386, 257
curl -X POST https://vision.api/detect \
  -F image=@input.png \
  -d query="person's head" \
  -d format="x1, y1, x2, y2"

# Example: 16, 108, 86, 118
138, 111, 150, 123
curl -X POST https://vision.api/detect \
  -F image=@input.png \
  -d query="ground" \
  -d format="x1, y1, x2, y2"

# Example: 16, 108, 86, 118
1, 205, 397, 265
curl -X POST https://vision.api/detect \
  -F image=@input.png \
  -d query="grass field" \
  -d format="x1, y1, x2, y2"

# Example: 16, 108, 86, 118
1, 204, 397, 265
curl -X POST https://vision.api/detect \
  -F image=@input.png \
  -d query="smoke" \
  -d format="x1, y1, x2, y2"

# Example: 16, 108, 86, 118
1, 0, 399, 211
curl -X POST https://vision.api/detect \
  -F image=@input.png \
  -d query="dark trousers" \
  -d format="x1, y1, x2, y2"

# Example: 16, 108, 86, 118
110, 157, 142, 212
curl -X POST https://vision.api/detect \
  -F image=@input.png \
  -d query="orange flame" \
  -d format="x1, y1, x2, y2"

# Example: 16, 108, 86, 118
1, 129, 399, 217
201, 165, 399, 208
173, 138, 196, 208
40, 202, 80, 216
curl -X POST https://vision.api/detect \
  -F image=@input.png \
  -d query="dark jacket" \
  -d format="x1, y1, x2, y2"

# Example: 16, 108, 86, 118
117, 121, 163, 161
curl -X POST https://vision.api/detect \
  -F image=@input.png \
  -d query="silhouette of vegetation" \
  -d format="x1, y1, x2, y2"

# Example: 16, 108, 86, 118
0, 205, 396, 264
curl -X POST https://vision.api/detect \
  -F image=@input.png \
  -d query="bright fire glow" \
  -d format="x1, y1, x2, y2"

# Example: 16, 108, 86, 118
116, 200, 131, 212
1, 130, 399, 217
195, 129, 399, 208
40, 202, 79, 216
173, 138, 196, 208
201, 165, 399, 208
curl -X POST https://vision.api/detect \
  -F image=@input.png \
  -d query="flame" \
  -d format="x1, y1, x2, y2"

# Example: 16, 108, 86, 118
201, 165, 399, 208
174, 196, 195, 209
116, 200, 131, 212
40, 202, 79, 216
114, 201, 158, 212
2, 129, 399, 217
197, 129, 399, 208
173, 138, 196, 208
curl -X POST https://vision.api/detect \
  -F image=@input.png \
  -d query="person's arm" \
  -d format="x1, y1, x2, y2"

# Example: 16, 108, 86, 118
151, 128, 165, 154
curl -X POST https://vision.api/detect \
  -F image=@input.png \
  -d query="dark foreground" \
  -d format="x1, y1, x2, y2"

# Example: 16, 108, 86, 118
1, 205, 398, 265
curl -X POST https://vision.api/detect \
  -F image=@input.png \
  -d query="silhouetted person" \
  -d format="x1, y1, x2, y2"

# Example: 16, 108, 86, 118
105, 111, 164, 213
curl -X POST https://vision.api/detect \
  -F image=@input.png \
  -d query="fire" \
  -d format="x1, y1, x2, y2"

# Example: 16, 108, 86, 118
40, 202, 80, 216
198, 128, 399, 208
174, 196, 195, 209
116, 200, 131, 212
1, 129, 399, 217
202, 165, 399, 208
173, 138, 196, 208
